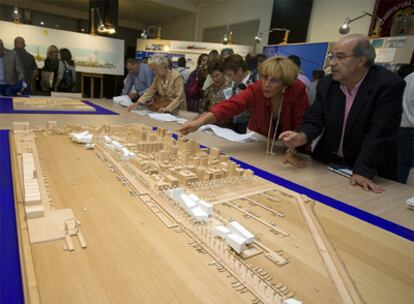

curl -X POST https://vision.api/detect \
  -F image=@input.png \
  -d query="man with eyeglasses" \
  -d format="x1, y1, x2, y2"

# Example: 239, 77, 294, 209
279, 34, 405, 193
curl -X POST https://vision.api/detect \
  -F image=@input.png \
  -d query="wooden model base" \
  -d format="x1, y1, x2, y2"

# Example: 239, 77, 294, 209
10, 122, 414, 304
13, 97, 96, 112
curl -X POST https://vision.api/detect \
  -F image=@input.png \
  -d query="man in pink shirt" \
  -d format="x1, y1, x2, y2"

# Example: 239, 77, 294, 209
279, 34, 405, 193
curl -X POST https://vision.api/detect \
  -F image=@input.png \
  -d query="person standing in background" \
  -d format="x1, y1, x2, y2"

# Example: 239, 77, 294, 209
288, 55, 310, 87
308, 69, 325, 105
202, 59, 233, 113
55, 48, 76, 92
222, 54, 257, 133
185, 53, 208, 112
396, 65, 414, 184
13, 36, 37, 94
122, 58, 154, 102
200, 50, 219, 91
42, 45, 59, 91
0, 38, 24, 94
175, 57, 190, 84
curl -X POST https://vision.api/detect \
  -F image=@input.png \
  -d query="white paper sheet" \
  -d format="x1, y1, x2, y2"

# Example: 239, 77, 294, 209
113, 95, 132, 107
148, 113, 187, 124
132, 109, 152, 115
199, 124, 261, 142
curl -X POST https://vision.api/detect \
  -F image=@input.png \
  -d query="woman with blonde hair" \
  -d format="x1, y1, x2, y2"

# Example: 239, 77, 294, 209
41, 45, 59, 91
44, 45, 59, 72
128, 54, 186, 113
179, 56, 309, 159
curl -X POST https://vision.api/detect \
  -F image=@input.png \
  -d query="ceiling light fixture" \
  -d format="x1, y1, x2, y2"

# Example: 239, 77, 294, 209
255, 27, 290, 44
90, 7, 116, 35
12, 6, 21, 23
338, 11, 383, 36
222, 31, 232, 45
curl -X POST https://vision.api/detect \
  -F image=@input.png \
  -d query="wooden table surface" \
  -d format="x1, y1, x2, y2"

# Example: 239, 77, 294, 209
2, 99, 413, 229
2, 98, 414, 304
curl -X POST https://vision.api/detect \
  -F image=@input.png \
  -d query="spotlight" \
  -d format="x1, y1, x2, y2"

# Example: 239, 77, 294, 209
12, 7, 21, 23
257, 28, 290, 44
254, 33, 263, 43
338, 18, 351, 35
338, 12, 383, 35
222, 34, 229, 45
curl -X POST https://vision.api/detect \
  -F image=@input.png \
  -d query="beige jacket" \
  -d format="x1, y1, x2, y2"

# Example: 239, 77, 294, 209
138, 69, 186, 113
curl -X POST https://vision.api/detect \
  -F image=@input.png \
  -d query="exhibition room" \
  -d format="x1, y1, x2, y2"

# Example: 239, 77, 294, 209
0, 0, 413, 303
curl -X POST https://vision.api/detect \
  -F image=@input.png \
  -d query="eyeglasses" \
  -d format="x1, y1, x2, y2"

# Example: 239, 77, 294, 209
327, 52, 356, 62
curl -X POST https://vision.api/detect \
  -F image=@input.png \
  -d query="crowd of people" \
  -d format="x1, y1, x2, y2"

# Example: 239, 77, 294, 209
128, 34, 413, 192
1, 33, 412, 191
0, 36, 76, 95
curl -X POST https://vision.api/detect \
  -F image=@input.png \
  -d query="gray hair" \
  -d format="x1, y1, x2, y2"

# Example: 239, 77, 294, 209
352, 38, 376, 67
148, 54, 169, 68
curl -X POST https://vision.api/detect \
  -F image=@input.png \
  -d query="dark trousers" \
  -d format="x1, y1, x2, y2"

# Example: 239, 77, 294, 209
397, 127, 414, 184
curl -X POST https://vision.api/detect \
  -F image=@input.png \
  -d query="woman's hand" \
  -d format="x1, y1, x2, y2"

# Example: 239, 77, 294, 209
178, 120, 202, 135
127, 103, 138, 112
177, 112, 217, 135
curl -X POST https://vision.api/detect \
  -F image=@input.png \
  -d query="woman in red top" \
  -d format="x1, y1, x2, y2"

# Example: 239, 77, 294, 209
179, 56, 309, 159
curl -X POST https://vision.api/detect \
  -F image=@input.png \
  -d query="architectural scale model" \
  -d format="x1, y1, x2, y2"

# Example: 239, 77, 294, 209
12, 97, 96, 111
11, 122, 371, 304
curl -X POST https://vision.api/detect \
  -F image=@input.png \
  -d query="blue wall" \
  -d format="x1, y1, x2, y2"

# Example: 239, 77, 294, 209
263, 42, 329, 80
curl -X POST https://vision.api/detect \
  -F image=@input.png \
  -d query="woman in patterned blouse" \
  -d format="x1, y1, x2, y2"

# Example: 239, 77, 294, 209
202, 59, 233, 113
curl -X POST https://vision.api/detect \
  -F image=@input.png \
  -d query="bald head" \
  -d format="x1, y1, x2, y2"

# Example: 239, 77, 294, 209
14, 36, 25, 49
336, 34, 376, 67
338, 33, 368, 43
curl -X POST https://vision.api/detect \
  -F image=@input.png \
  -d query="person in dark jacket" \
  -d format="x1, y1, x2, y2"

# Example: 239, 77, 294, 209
55, 48, 76, 92
185, 53, 208, 112
13, 36, 37, 94
44, 45, 59, 73
0, 38, 24, 86
279, 34, 405, 193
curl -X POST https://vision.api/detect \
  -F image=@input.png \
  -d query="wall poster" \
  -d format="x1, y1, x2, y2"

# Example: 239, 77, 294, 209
0, 20, 124, 75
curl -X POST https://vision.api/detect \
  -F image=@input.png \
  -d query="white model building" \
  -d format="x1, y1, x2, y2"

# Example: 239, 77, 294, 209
168, 187, 184, 201
213, 225, 231, 239
190, 206, 209, 222
283, 298, 302, 304
406, 196, 414, 210
21, 153, 44, 218
213, 221, 255, 254
197, 200, 213, 216
121, 147, 135, 160
104, 135, 112, 144
179, 193, 198, 212
168, 188, 213, 222
225, 233, 247, 254
228, 221, 255, 244
69, 131, 93, 144
102, 136, 135, 160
